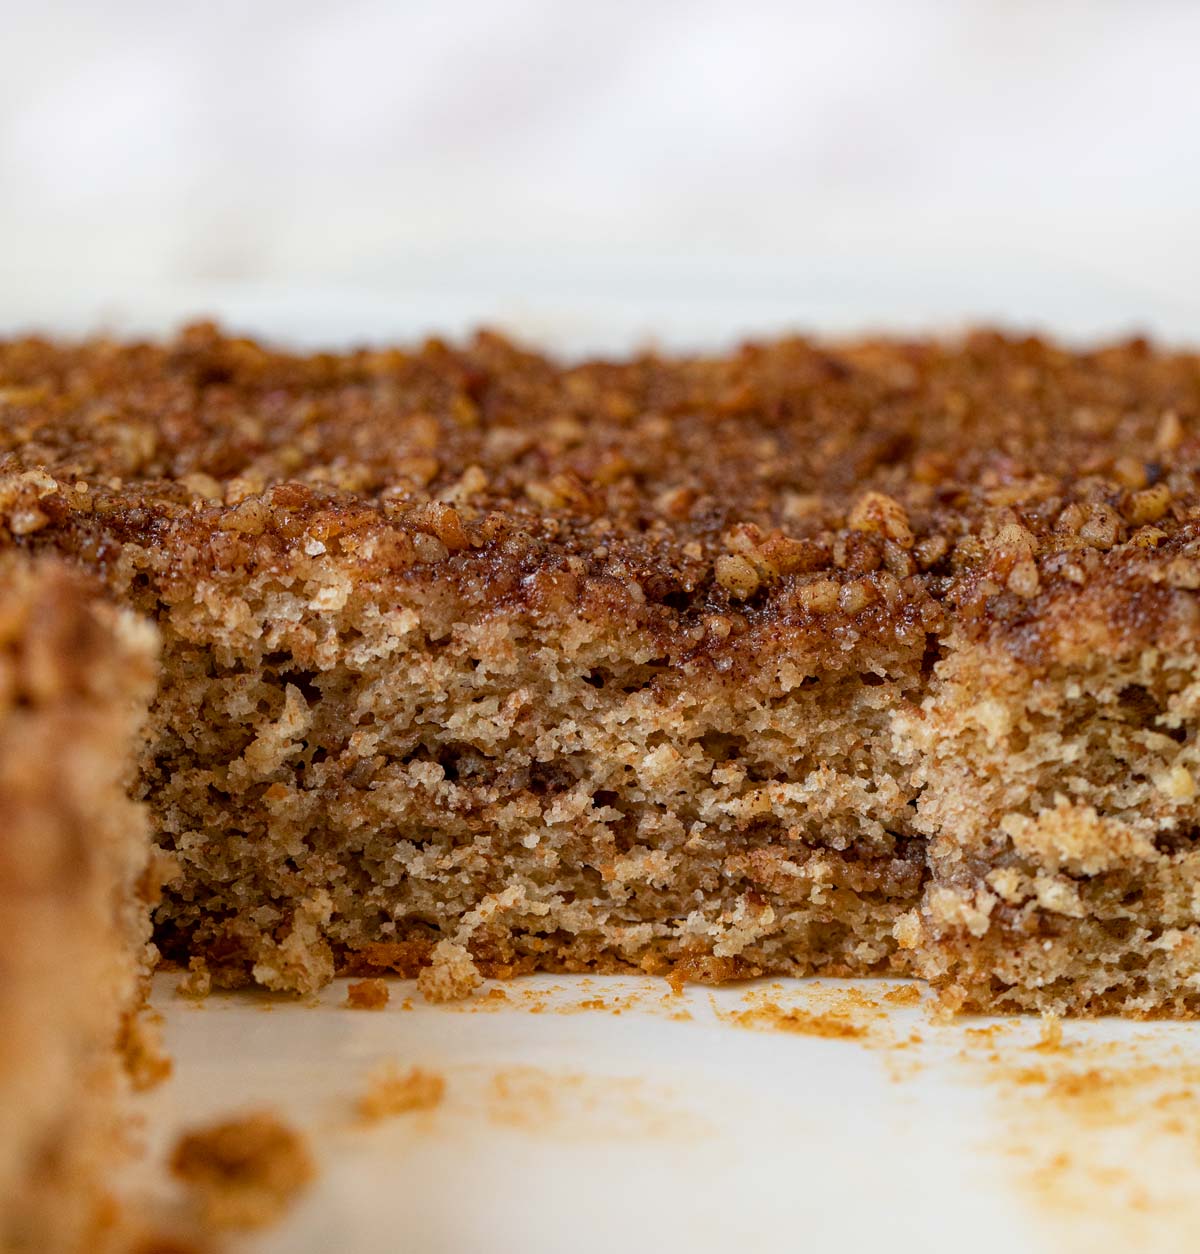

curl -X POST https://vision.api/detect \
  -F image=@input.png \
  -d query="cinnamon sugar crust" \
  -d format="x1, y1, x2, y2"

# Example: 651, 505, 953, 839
3, 325, 1199, 652
6, 325, 1200, 1014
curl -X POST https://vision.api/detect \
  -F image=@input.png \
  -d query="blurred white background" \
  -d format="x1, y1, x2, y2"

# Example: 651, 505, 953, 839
3, 0, 1200, 346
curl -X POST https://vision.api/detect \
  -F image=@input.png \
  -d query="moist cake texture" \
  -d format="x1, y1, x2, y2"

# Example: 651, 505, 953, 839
4, 324, 1200, 1014
0, 557, 158, 1253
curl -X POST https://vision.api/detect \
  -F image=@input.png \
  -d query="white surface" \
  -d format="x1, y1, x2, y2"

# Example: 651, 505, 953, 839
135, 973, 1200, 1254
136, 975, 1023, 1254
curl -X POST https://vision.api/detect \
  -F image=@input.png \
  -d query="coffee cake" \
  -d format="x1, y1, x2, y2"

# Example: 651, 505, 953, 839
4, 324, 1200, 1015
0, 557, 158, 1252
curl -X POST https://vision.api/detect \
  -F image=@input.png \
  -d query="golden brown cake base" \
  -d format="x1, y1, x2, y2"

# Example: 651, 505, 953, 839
5, 325, 1200, 1017
0, 558, 158, 1252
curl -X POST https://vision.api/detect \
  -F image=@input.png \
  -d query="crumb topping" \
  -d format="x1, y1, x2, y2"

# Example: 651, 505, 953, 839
8, 326, 1200, 665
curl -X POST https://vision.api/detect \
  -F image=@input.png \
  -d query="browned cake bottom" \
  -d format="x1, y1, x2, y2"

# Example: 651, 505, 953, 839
6, 327, 1200, 1018
0, 558, 158, 1254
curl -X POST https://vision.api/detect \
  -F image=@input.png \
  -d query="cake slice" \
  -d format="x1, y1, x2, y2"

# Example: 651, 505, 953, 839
902, 537, 1200, 1014
0, 327, 938, 998
0, 558, 158, 1252
3, 324, 1200, 1015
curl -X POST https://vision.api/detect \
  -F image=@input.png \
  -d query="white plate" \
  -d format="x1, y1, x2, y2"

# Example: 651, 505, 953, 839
132, 972, 1200, 1254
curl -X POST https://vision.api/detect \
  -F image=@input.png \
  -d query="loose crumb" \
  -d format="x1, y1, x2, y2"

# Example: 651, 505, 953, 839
665, 954, 758, 995
170, 1111, 315, 1230
176, 958, 212, 1000
1035, 1013, 1065, 1052
119, 1009, 173, 1091
882, 983, 923, 1006
357, 1064, 446, 1122
345, 978, 390, 1010
416, 940, 482, 1002
726, 1002, 867, 1040
712, 984, 924, 1047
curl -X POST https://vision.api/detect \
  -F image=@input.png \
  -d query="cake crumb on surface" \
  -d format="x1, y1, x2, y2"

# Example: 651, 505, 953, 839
965, 1026, 1200, 1251
713, 982, 926, 1047
725, 1001, 867, 1040
482, 1065, 705, 1139
119, 1008, 174, 1092
345, 978, 390, 1010
169, 1111, 315, 1230
1035, 1014, 1065, 1052
882, 983, 924, 1006
176, 958, 212, 1000
416, 940, 482, 1003
356, 1064, 446, 1122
